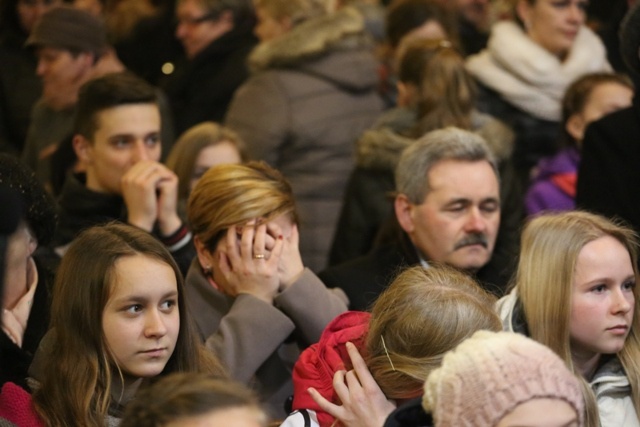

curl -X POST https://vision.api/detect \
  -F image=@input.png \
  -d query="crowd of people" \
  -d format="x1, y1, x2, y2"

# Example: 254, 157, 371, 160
1, 0, 640, 425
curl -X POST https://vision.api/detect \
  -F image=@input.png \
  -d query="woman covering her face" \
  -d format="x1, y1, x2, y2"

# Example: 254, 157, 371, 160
186, 161, 348, 420
497, 211, 640, 427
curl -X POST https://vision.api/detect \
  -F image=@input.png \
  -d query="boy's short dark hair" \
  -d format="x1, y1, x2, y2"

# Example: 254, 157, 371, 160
74, 72, 159, 141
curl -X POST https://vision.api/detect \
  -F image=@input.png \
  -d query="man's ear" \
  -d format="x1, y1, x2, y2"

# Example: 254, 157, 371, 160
194, 235, 215, 270
395, 194, 416, 234
73, 134, 93, 164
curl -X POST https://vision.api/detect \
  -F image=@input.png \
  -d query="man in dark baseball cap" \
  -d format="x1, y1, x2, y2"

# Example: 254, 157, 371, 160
25, 5, 107, 111
21, 5, 120, 188
26, 5, 107, 58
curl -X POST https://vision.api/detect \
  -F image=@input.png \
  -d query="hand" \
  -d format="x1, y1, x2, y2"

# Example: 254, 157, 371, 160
121, 161, 181, 234
217, 224, 283, 304
267, 222, 304, 290
308, 342, 396, 427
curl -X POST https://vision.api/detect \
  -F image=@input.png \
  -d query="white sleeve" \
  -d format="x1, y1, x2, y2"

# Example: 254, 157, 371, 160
279, 409, 320, 427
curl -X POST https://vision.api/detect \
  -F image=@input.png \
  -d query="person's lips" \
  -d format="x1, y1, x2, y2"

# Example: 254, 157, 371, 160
606, 325, 629, 335
139, 348, 167, 357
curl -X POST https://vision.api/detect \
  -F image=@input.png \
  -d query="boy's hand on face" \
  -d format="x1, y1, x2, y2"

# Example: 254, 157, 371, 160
122, 161, 181, 234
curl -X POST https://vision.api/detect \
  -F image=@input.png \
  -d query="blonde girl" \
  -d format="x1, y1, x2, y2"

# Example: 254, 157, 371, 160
498, 211, 640, 427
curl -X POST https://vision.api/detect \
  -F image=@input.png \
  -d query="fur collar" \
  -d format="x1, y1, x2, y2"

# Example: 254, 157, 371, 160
356, 108, 514, 170
249, 7, 367, 72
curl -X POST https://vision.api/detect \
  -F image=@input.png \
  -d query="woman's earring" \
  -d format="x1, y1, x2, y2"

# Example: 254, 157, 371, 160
203, 265, 212, 276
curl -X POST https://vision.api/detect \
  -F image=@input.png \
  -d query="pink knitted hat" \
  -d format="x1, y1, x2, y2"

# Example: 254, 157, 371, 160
422, 331, 584, 426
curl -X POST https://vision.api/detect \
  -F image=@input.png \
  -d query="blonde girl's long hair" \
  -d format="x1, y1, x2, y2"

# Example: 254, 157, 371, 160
515, 211, 640, 426
33, 223, 224, 426
365, 264, 502, 400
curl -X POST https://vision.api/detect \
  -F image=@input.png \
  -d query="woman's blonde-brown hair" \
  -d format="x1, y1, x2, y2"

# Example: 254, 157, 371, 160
365, 264, 502, 400
515, 211, 640, 427
166, 121, 247, 204
396, 38, 477, 137
188, 161, 298, 250
33, 223, 224, 427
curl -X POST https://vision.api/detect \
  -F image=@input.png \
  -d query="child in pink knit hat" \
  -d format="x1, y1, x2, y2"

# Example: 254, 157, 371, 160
423, 330, 584, 427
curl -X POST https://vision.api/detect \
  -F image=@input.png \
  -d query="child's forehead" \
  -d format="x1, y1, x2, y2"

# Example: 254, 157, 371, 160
107, 255, 178, 299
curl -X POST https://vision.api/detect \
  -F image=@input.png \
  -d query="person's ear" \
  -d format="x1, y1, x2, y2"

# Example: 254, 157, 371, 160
395, 194, 416, 233
73, 134, 93, 164
396, 81, 415, 108
565, 113, 586, 142
516, 0, 532, 31
194, 235, 215, 271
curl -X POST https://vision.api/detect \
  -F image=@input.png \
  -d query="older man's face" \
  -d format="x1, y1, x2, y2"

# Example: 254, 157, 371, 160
396, 159, 500, 272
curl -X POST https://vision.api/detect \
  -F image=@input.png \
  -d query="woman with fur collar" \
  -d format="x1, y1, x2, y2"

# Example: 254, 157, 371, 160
328, 39, 522, 294
224, 0, 383, 272
466, 0, 611, 190
496, 211, 640, 427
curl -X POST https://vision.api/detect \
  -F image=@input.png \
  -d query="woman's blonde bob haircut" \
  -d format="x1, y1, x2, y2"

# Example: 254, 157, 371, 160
515, 210, 640, 426
365, 264, 501, 400
188, 161, 298, 250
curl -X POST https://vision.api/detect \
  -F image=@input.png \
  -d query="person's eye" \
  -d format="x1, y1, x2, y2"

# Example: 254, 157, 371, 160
145, 134, 160, 147
590, 284, 607, 293
446, 204, 465, 212
622, 280, 636, 291
110, 137, 130, 148
160, 299, 176, 311
125, 304, 143, 314
480, 202, 499, 213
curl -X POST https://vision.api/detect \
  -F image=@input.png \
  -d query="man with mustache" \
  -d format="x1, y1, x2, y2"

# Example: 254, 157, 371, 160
320, 127, 503, 310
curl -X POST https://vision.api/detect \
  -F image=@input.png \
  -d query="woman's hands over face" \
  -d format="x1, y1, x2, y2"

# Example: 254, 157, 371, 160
216, 223, 283, 304
268, 221, 304, 290
213, 216, 306, 303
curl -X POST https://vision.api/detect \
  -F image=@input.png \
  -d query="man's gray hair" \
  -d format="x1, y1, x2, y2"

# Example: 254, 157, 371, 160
395, 127, 499, 204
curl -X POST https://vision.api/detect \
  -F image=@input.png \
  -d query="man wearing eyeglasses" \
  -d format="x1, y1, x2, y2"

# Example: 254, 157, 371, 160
162, 0, 257, 135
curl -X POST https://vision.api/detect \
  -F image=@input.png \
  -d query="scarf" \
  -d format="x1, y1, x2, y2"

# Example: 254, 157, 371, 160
466, 21, 611, 121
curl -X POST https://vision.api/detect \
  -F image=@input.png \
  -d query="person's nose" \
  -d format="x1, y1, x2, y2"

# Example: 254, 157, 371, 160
36, 58, 47, 77
611, 287, 633, 316
144, 308, 168, 338
567, 3, 585, 24
131, 140, 151, 163
175, 20, 188, 40
464, 207, 487, 233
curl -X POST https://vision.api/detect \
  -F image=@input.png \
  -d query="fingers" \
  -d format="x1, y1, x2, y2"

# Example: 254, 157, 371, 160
346, 342, 375, 388
332, 369, 352, 405
253, 223, 267, 258
308, 387, 345, 420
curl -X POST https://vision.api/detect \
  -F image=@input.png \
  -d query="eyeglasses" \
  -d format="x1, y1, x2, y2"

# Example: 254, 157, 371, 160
176, 13, 214, 26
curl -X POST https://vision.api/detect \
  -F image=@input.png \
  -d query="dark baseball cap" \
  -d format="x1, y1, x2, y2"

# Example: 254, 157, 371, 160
26, 5, 107, 56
